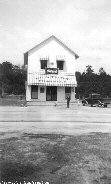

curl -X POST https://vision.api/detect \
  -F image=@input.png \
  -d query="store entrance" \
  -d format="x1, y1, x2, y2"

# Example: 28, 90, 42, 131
46, 86, 57, 101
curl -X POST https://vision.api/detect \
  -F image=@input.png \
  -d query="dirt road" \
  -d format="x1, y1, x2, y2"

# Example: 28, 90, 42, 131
0, 105, 111, 135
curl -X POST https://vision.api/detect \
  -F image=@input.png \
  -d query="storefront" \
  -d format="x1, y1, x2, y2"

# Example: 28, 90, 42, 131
26, 70, 76, 103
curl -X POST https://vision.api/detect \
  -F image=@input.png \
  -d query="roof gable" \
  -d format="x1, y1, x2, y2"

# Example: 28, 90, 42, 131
25, 35, 79, 59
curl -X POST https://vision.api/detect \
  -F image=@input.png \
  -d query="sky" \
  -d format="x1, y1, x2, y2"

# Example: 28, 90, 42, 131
0, 0, 111, 73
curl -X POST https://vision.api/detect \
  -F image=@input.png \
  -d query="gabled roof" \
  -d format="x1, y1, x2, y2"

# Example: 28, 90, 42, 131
25, 35, 79, 59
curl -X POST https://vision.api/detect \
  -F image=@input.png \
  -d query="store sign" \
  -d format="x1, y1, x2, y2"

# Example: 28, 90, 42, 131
45, 68, 58, 74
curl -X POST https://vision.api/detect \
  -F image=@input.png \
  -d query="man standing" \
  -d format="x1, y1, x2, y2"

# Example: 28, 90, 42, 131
67, 95, 70, 108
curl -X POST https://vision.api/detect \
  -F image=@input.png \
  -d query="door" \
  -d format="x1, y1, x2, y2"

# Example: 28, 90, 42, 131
46, 86, 57, 101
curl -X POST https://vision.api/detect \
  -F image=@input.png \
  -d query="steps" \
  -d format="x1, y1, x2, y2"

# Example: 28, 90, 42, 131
27, 101, 57, 106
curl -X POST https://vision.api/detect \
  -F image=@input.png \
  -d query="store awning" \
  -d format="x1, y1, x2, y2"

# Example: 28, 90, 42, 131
28, 73, 77, 87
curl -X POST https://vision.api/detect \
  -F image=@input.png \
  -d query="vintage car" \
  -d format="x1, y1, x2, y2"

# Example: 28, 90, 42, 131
82, 93, 108, 107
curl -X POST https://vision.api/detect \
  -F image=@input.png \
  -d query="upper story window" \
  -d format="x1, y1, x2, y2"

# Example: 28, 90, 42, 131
57, 60, 64, 70
40, 59, 47, 69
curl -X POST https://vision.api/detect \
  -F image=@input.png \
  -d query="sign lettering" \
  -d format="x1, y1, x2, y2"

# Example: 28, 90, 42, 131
45, 68, 58, 74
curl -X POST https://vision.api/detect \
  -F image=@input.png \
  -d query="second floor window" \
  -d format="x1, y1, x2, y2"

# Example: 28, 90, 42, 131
57, 60, 64, 70
40, 59, 47, 69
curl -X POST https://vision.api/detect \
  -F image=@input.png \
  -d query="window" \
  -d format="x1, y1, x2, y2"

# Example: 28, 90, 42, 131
40, 87, 45, 93
65, 87, 71, 99
40, 60, 47, 69
57, 60, 64, 70
31, 85, 38, 99
65, 87, 71, 94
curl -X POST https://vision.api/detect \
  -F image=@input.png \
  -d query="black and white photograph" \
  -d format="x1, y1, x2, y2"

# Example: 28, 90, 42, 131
0, 0, 111, 183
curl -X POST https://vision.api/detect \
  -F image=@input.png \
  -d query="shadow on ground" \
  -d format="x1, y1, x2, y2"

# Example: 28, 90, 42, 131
1, 132, 111, 184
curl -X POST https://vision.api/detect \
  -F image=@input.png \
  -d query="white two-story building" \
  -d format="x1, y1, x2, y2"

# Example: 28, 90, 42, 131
24, 35, 79, 105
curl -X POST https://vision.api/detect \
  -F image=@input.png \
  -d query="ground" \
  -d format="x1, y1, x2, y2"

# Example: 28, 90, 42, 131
1, 132, 111, 184
1, 105, 111, 183
0, 105, 111, 134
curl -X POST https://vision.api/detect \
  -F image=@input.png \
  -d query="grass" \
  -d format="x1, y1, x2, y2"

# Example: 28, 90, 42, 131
1, 132, 111, 183
0, 97, 26, 106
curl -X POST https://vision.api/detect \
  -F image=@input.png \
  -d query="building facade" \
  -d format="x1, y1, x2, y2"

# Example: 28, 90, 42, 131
24, 35, 79, 104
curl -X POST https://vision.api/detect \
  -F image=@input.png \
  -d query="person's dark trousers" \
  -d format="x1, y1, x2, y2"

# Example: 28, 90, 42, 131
67, 100, 69, 108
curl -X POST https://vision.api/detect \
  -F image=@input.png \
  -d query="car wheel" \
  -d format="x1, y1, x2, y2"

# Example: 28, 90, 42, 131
104, 104, 107, 108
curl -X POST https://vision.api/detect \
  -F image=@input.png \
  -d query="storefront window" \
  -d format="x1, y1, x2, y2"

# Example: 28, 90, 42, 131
65, 87, 71, 99
31, 85, 38, 99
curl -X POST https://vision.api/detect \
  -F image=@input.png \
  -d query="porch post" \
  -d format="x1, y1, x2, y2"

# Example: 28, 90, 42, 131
26, 85, 31, 101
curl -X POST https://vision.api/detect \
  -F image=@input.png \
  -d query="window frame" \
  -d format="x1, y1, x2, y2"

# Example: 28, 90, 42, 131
57, 60, 64, 70
40, 59, 47, 69
65, 87, 71, 100
31, 85, 38, 99
40, 87, 45, 93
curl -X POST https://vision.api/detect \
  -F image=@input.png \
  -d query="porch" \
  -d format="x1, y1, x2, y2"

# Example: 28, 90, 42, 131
26, 85, 76, 103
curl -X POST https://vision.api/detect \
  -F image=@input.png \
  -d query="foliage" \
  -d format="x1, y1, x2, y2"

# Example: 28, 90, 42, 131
85, 65, 94, 75
0, 61, 26, 96
76, 65, 111, 98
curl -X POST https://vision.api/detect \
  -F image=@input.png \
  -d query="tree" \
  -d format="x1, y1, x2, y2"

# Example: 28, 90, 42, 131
75, 65, 111, 98
99, 67, 106, 75
0, 61, 26, 96
85, 65, 94, 75
75, 71, 81, 82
